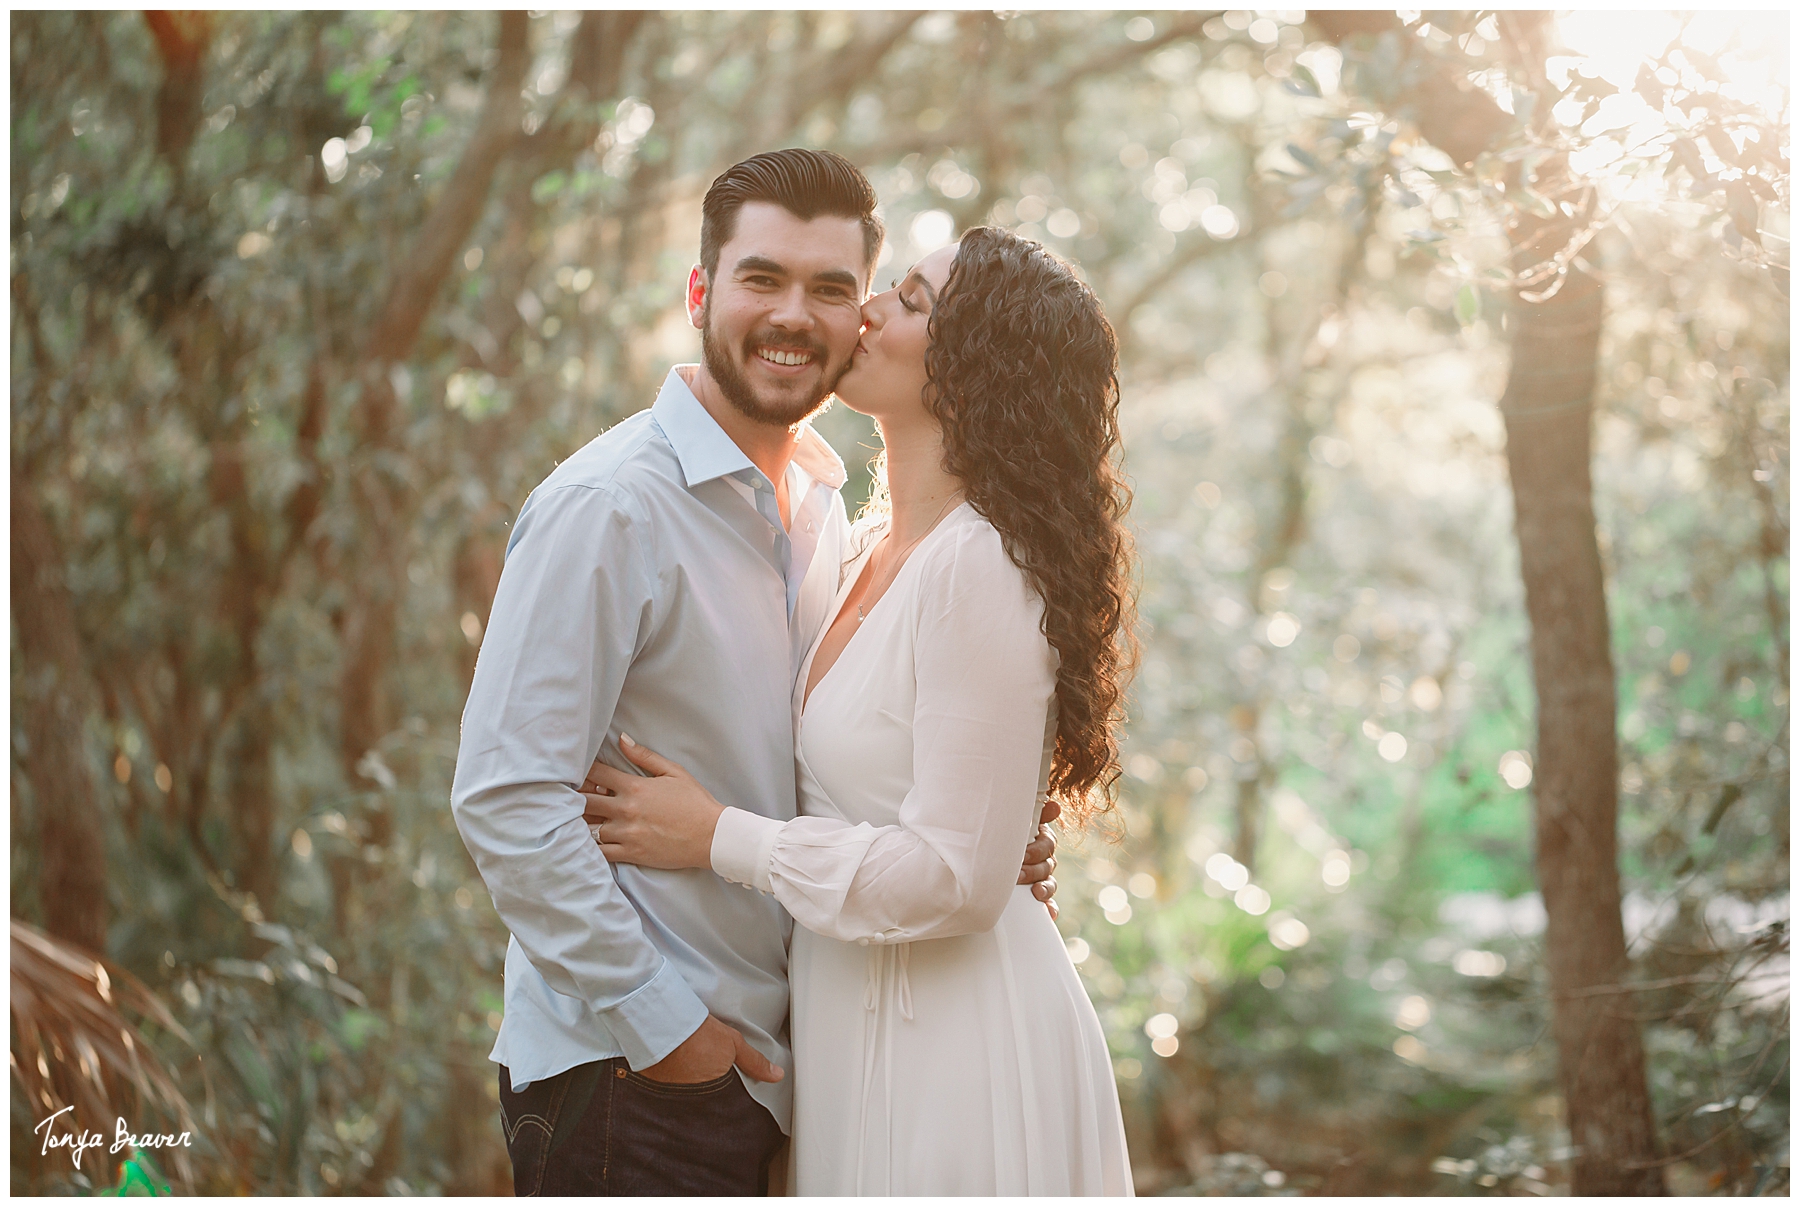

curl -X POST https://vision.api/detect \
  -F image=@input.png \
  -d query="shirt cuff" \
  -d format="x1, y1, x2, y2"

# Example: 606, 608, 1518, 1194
599, 958, 711, 1070
711, 807, 784, 894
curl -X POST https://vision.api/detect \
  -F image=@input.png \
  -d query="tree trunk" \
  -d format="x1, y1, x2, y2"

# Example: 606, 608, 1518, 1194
338, 11, 530, 797
1501, 267, 1665, 1194
142, 11, 212, 172
1308, 12, 1667, 1192
11, 477, 110, 951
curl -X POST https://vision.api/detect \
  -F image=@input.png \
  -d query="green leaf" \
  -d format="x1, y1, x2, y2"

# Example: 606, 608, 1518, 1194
1680, 44, 1727, 83
1671, 138, 1714, 190
1744, 174, 1779, 204
531, 171, 567, 203
1455, 283, 1480, 325
1570, 71, 1617, 101
1511, 88, 1538, 127
1288, 64, 1321, 98
1285, 142, 1319, 172
1725, 182, 1761, 249
1517, 187, 1556, 219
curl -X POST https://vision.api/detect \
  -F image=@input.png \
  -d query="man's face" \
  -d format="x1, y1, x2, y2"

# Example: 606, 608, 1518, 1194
688, 201, 869, 428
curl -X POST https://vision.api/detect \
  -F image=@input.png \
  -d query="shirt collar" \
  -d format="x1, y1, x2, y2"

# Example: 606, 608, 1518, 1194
653, 367, 755, 488
792, 418, 847, 491
651, 365, 847, 493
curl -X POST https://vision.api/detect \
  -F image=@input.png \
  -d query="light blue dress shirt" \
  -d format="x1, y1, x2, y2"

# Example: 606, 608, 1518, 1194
451, 366, 850, 1131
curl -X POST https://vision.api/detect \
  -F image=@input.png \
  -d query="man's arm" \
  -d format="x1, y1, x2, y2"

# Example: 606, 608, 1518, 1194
450, 480, 709, 1071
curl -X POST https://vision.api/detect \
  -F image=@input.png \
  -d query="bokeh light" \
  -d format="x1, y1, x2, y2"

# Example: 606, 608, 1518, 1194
1454, 950, 1507, 978
1395, 995, 1432, 1031
909, 208, 954, 251
1498, 751, 1534, 790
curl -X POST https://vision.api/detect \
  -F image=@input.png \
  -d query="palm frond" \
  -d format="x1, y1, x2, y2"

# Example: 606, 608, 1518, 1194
10, 918, 198, 1190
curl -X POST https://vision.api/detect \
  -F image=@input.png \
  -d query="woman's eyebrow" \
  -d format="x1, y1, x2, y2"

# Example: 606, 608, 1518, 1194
902, 270, 939, 306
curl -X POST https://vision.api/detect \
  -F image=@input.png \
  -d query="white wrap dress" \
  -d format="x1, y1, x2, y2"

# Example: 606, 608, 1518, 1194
711, 504, 1133, 1196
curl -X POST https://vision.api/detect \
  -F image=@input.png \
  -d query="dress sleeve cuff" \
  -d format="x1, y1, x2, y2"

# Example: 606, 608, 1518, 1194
711, 807, 783, 894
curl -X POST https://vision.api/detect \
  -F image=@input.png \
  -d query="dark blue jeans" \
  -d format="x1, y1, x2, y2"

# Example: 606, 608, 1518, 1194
498, 1059, 784, 1196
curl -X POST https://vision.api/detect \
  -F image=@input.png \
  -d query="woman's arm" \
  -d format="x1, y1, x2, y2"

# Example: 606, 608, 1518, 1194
588, 523, 1058, 943
584, 741, 1061, 908
748, 526, 1057, 944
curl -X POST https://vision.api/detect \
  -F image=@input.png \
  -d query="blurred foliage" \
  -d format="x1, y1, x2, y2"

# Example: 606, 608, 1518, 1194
10, 9, 1788, 1196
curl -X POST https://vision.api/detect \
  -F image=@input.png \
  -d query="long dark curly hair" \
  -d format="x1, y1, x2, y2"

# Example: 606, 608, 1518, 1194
925, 226, 1138, 824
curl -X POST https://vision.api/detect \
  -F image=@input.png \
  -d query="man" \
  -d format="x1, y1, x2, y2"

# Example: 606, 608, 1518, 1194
451, 149, 1058, 1196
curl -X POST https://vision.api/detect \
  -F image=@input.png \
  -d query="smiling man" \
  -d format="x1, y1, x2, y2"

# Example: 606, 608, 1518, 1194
451, 149, 1055, 1196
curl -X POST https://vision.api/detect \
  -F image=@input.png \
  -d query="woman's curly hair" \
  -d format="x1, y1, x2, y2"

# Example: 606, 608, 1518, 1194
924, 226, 1139, 825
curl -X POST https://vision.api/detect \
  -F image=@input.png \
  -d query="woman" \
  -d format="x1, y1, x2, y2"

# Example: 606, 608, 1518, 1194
585, 226, 1136, 1195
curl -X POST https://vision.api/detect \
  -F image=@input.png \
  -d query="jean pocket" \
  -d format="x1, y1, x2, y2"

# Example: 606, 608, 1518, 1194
500, 1064, 587, 1195
618, 1067, 739, 1098
501, 1107, 555, 1194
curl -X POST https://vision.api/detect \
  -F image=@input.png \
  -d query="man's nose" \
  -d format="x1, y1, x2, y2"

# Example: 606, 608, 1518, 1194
767, 284, 816, 330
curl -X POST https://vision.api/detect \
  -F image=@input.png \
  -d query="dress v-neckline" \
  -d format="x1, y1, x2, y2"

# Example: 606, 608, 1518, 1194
800, 505, 966, 716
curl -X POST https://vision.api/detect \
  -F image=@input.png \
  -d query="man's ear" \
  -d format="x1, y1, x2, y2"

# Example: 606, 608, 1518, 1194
685, 265, 708, 329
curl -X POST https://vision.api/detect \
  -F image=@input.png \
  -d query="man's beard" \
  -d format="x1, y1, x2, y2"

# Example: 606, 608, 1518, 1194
700, 299, 844, 428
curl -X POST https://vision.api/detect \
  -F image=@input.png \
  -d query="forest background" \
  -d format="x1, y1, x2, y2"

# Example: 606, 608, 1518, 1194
10, 8, 1789, 1196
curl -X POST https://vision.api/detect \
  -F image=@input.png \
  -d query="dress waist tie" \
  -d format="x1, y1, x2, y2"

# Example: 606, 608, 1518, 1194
854, 941, 912, 1194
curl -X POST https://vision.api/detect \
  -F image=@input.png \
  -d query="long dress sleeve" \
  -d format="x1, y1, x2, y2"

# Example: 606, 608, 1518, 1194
712, 518, 1057, 944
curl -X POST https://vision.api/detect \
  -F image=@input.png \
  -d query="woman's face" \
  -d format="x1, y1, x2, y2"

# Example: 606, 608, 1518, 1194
832, 243, 959, 424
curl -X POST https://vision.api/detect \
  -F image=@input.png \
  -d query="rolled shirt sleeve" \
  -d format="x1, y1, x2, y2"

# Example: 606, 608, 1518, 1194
452, 480, 709, 1070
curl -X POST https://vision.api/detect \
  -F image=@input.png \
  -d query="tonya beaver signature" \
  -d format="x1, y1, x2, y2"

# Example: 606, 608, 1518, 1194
33, 1105, 193, 1168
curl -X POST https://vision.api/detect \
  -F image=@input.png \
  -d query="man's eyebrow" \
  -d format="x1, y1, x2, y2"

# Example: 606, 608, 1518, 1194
733, 255, 787, 277
732, 258, 860, 291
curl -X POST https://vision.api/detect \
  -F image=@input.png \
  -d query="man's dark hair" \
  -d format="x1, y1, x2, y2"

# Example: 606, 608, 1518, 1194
699, 148, 883, 279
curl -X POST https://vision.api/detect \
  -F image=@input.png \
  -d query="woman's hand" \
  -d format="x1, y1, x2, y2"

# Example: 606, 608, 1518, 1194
582, 735, 725, 871
1018, 798, 1061, 921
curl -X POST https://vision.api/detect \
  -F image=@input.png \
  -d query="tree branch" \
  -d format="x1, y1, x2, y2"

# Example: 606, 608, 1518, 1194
1307, 11, 1513, 167
362, 11, 531, 366
1046, 12, 1214, 95
1114, 228, 1250, 323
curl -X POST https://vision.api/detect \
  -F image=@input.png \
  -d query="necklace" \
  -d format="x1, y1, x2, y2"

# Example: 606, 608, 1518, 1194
854, 493, 962, 623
